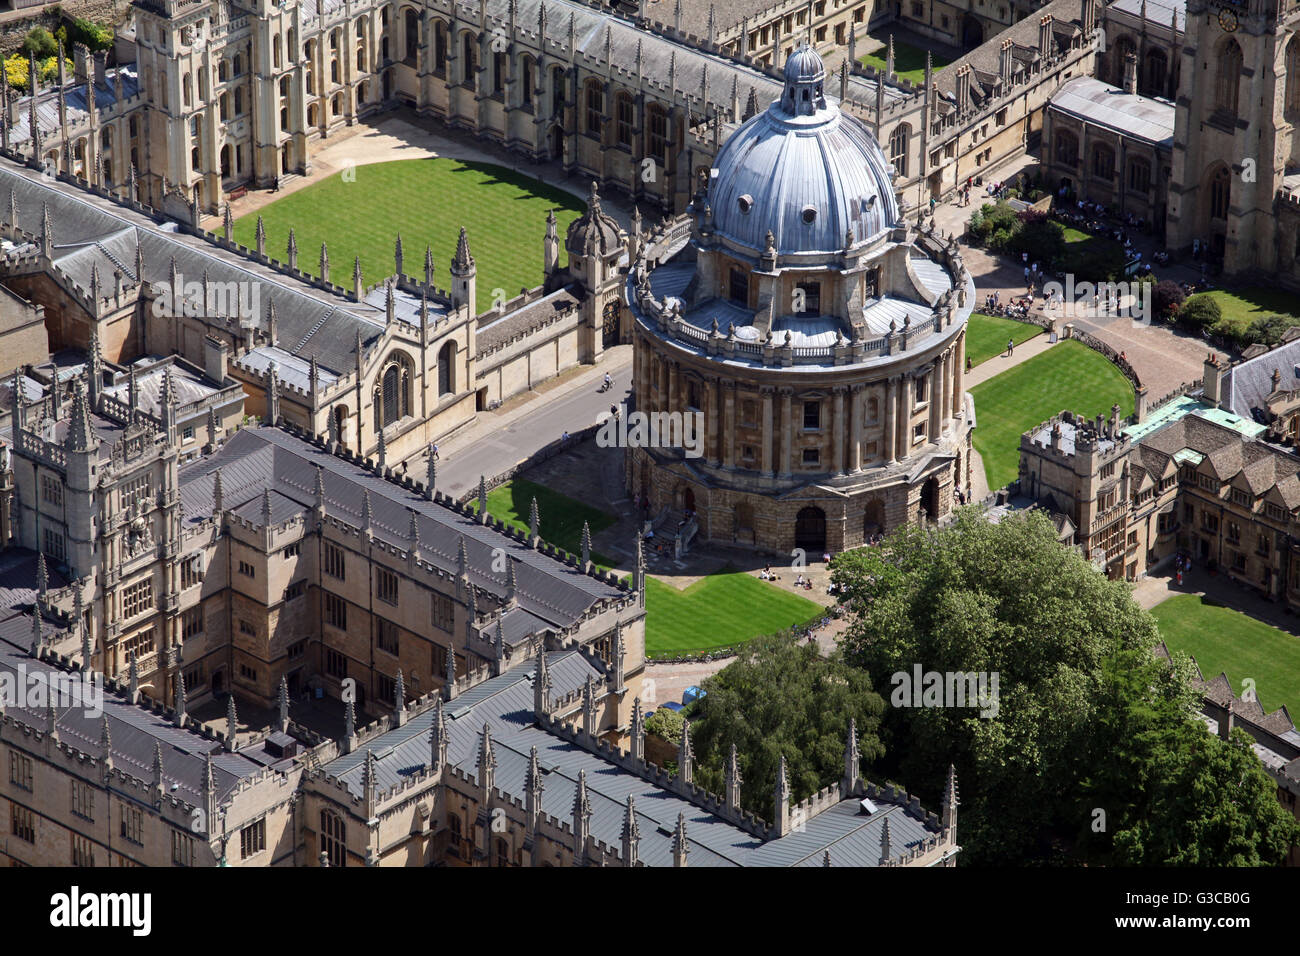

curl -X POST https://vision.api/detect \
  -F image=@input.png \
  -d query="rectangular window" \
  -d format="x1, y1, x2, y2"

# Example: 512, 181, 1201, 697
172, 830, 195, 867
432, 592, 455, 633
801, 448, 821, 466
241, 819, 266, 859
181, 554, 204, 589
376, 618, 399, 655
42, 528, 65, 562
376, 568, 399, 607
10, 803, 35, 843
239, 619, 256, 636
121, 475, 152, 508
120, 628, 155, 661
9, 752, 32, 791
182, 605, 204, 639
288, 640, 306, 660
238, 561, 256, 578
803, 401, 821, 430
123, 579, 154, 619
239, 663, 257, 681
72, 834, 95, 867
324, 543, 346, 580
283, 542, 301, 559
376, 673, 396, 704
325, 648, 347, 680
616, 95, 633, 147
120, 803, 143, 845
325, 594, 347, 630
41, 474, 63, 506
185, 663, 205, 689
71, 780, 94, 821
182, 425, 194, 442
284, 580, 306, 602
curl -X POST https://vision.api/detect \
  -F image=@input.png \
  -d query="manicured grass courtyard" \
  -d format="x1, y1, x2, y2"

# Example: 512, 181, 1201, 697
970, 340, 1134, 491
473, 478, 617, 567
233, 158, 585, 308
1152, 594, 1300, 715
1186, 288, 1300, 341
644, 572, 824, 656
965, 312, 1042, 367
859, 36, 951, 84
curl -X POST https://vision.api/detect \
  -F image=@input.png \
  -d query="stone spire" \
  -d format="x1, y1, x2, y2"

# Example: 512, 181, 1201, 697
223, 203, 233, 242
942, 763, 959, 836
424, 244, 435, 288
28, 607, 42, 655
725, 742, 742, 811
313, 465, 326, 516
384, 279, 395, 324
774, 754, 791, 836
476, 475, 488, 524
40, 201, 52, 258
261, 487, 273, 527
843, 717, 860, 795
344, 694, 357, 749
360, 489, 373, 532
494, 616, 507, 676
543, 209, 559, 275
225, 693, 238, 751
534, 650, 551, 718
572, 769, 592, 864
580, 521, 591, 570
506, 557, 518, 606
525, 744, 543, 831
36, 551, 47, 600
612, 620, 625, 689
174, 670, 187, 727
528, 496, 540, 546
879, 818, 893, 864
677, 717, 693, 784
277, 675, 290, 733
621, 795, 640, 866
100, 717, 113, 780
376, 424, 387, 470
394, 233, 404, 276
255, 215, 266, 256
672, 812, 689, 867
64, 379, 95, 452
452, 226, 475, 273
634, 532, 646, 607
430, 697, 448, 772
477, 722, 496, 804
456, 534, 468, 583
127, 655, 140, 704
393, 669, 405, 727
407, 508, 421, 561
581, 673, 596, 737
319, 241, 329, 283
444, 640, 458, 701
286, 228, 298, 270
212, 469, 224, 517
630, 697, 645, 763
77, 587, 91, 669
362, 749, 378, 817
426, 449, 437, 499
743, 86, 760, 121
152, 741, 164, 803
353, 255, 363, 301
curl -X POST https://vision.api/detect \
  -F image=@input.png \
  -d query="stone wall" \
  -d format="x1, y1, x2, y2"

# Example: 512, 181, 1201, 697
0, 0, 127, 59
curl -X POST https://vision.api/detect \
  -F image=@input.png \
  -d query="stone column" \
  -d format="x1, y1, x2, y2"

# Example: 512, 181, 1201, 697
884, 376, 898, 464
942, 348, 954, 431
929, 358, 943, 440
761, 387, 774, 476
896, 376, 911, 461
703, 377, 717, 466
850, 384, 864, 472
779, 388, 793, 478
953, 332, 965, 419
668, 361, 679, 415
722, 381, 736, 469
832, 386, 846, 476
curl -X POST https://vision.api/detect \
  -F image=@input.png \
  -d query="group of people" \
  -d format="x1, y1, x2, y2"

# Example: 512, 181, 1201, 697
1174, 552, 1193, 586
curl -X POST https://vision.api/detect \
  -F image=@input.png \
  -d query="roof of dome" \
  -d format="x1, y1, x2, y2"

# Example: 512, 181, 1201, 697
565, 182, 624, 257
707, 46, 900, 256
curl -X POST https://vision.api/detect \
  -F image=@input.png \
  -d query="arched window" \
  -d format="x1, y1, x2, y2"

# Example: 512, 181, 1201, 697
462, 32, 478, 90
1216, 39, 1242, 114
1145, 50, 1167, 97
521, 55, 535, 106
495, 837, 510, 867
585, 80, 604, 135
434, 21, 448, 74
1054, 129, 1078, 167
889, 124, 909, 178
1287, 36, 1300, 115
438, 341, 456, 396
647, 105, 669, 164
235, 88, 244, 114
378, 353, 414, 427
404, 9, 420, 66
1210, 165, 1231, 219
320, 811, 346, 867
493, 50, 506, 95
551, 66, 565, 115
1091, 143, 1114, 179
1127, 157, 1151, 193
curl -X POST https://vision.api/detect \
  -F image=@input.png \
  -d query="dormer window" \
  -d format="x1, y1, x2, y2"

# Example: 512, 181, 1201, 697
738, 194, 753, 214
801, 205, 817, 224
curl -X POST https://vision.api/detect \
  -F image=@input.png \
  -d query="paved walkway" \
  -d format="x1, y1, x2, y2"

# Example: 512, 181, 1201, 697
414, 345, 633, 500
964, 331, 1059, 389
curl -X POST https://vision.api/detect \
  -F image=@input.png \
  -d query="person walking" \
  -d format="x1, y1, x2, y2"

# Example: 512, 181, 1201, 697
1006, 337, 1015, 357
430, 443, 439, 461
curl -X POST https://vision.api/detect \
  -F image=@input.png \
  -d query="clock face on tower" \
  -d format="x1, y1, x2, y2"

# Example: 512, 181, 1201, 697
1218, 6, 1239, 31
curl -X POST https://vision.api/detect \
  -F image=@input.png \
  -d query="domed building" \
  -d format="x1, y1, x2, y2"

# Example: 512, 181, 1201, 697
625, 46, 976, 555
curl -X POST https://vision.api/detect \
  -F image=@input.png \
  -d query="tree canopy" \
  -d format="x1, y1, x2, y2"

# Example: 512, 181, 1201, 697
689, 631, 885, 820
830, 509, 1298, 865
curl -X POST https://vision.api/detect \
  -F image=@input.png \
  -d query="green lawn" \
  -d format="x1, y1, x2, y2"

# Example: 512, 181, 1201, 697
966, 312, 1042, 367
1058, 227, 1127, 280
971, 340, 1134, 491
232, 158, 585, 306
644, 572, 824, 656
473, 478, 617, 567
1187, 288, 1300, 341
859, 37, 951, 84
1152, 594, 1300, 716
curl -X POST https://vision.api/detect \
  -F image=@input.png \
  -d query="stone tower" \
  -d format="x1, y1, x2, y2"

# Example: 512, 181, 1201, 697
564, 182, 627, 361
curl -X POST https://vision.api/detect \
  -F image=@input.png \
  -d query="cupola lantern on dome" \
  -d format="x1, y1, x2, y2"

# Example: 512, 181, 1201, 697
706, 46, 900, 256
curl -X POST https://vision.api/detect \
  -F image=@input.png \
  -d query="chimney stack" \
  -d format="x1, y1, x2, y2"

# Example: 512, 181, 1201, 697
1039, 16, 1053, 59
1122, 51, 1138, 95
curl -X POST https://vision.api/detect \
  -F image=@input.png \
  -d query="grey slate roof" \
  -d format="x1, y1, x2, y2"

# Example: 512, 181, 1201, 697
5, 67, 142, 151
323, 654, 945, 866
1049, 77, 1175, 147
0, 608, 263, 806
179, 426, 626, 630
1107, 0, 1185, 32
1223, 338, 1300, 423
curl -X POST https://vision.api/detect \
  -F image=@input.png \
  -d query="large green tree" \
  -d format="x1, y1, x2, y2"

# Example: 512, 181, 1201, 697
832, 509, 1298, 865
689, 632, 885, 820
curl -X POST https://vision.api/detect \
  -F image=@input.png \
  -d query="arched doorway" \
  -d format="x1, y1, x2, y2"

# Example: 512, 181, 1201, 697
795, 506, 826, 555
549, 125, 564, 162
863, 498, 885, 540
602, 299, 620, 348
920, 478, 940, 523
961, 14, 983, 50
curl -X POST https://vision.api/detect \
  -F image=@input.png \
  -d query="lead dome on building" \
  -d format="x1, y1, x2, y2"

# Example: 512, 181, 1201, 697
625, 46, 976, 555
